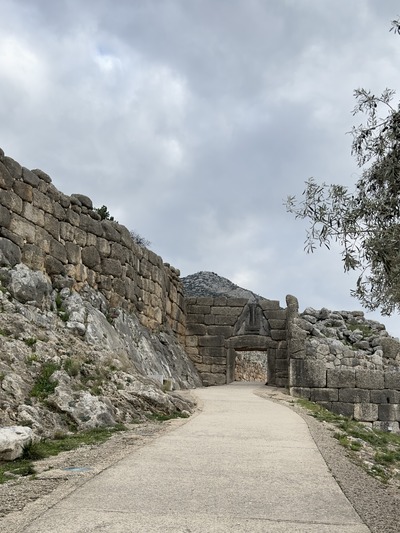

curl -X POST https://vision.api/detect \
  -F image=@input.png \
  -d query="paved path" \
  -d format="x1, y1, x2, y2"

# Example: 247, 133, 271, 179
22, 383, 369, 532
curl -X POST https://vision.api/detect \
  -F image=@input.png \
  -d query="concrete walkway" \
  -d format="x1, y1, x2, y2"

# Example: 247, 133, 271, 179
22, 383, 369, 532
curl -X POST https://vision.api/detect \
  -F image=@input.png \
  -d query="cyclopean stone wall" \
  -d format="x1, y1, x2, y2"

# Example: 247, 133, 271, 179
185, 296, 288, 386
0, 148, 185, 343
287, 295, 400, 431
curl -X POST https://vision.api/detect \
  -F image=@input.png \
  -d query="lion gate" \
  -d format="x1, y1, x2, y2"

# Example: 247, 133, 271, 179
184, 296, 288, 386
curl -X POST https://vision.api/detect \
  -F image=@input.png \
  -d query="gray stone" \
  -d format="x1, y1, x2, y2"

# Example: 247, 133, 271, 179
373, 421, 399, 432
9, 263, 52, 307
82, 246, 101, 269
102, 258, 122, 277
378, 404, 400, 421
289, 387, 311, 399
310, 388, 338, 402
354, 403, 379, 422
22, 167, 40, 187
380, 337, 400, 359
4, 156, 22, 179
31, 168, 52, 183
198, 335, 225, 348
327, 369, 356, 388
370, 389, 400, 404
385, 371, 400, 390
289, 359, 326, 387
329, 402, 355, 418
0, 237, 21, 267
0, 161, 13, 189
45, 256, 65, 276
355, 369, 384, 389
338, 388, 370, 403
0, 426, 36, 461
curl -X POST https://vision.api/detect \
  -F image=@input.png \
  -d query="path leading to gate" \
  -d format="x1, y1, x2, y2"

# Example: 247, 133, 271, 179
21, 383, 369, 532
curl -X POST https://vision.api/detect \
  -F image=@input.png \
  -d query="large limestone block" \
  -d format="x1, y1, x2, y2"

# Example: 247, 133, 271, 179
0, 237, 21, 267
289, 359, 326, 387
9, 263, 52, 307
0, 426, 35, 461
355, 369, 384, 389
385, 371, 400, 390
380, 337, 400, 360
354, 403, 379, 422
327, 368, 356, 388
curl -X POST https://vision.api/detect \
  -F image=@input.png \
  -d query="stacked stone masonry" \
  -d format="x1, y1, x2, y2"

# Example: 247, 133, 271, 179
185, 296, 288, 387
287, 295, 400, 431
0, 148, 186, 342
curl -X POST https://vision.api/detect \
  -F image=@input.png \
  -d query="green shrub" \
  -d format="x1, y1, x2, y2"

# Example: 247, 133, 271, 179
30, 363, 60, 400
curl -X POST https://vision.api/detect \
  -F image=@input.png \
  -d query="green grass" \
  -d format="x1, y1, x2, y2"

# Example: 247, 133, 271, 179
63, 358, 81, 377
347, 323, 373, 337
30, 363, 60, 400
0, 459, 36, 484
24, 337, 37, 348
0, 425, 127, 485
297, 398, 400, 484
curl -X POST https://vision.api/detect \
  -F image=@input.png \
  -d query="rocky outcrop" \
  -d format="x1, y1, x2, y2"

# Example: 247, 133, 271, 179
0, 426, 36, 461
0, 262, 201, 441
182, 271, 262, 300
298, 307, 398, 370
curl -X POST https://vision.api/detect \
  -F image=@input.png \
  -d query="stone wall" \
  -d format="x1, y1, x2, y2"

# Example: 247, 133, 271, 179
234, 351, 269, 382
0, 148, 186, 342
287, 295, 400, 431
185, 296, 288, 386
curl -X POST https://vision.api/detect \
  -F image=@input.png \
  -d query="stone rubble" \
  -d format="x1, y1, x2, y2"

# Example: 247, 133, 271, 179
298, 306, 400, 371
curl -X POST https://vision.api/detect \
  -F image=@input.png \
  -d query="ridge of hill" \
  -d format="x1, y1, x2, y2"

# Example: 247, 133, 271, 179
181, 271, 262, 300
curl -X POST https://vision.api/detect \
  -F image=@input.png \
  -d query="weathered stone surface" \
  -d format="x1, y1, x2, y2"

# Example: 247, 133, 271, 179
380, 337, 400, 360
45, 256, 65, 276
101, 258, 123, 277
71, 194, 93, 209
0, 161, 13, 189
289, 387, 311, 399
49, 238, 67, 263
338, 388, 370, 403
4, 156, 22, 179
327, 369, 356, 388
101, 220, 121, 242
310, 388, 339, 402
31, 168, 52, 183
22, 244, 46, 270
356, 369, 384, 390
0, 237, 21, 266
289, 359, 326, 387
21, 166, 40, 187
0, 426, 36, 461
378, 404, 400, 421
13, 180, 33, 202
370, 389, 400, 404
2, 192, 23, 217
9, 263, 52, 307
354, 403, 379, 422
385, 372, 400, 389
329, 402, 355, 418
82, 246, 101, 269
198, 335, 224, 347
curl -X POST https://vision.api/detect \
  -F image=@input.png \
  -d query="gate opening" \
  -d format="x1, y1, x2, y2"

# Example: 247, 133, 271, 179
234, 351, 268, 383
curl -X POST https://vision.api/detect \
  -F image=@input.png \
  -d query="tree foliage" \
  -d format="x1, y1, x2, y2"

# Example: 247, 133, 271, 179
286, 20, 400, 315
95, 205, 114, 221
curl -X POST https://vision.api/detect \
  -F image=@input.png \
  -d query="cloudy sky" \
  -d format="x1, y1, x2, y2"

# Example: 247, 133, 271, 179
1, 0, 400, 335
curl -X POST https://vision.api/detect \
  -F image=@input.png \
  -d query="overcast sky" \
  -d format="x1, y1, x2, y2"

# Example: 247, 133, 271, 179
1, 0, 400, 336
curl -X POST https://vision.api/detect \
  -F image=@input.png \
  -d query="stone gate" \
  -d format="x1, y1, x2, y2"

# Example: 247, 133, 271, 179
185, 296, 288, 386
